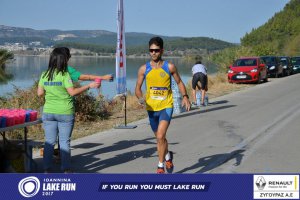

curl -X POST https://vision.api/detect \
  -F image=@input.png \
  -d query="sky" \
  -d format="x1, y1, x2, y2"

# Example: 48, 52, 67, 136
0, 0, 290, 43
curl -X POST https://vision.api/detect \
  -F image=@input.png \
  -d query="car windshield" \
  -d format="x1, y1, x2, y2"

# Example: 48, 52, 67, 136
281, 59, 287, 65
233, 59, 257, 67
291, 57, 300, 65
261, 57, 276, 65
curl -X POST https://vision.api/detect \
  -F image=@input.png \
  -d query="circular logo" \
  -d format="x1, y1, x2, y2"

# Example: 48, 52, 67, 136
18, 176, 40, 198
160, 72, 166, 78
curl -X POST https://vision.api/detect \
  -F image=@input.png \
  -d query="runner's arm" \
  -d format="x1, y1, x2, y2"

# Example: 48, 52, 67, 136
135, 65, 146, 103
37, 85, 44, 97
79, 74, 113, 81
68, 66, 113, 81
67, 82, 100, 96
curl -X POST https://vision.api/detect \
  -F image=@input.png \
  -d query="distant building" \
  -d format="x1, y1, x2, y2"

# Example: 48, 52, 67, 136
53, 34, 77, 41
29, 41, 41, 46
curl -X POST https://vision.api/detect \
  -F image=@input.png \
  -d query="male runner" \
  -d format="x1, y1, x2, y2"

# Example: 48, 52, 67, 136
135, 37, 191, 173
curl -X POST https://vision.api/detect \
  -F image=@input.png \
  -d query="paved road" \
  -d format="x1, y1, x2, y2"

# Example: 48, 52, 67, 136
34, 73, 300, 173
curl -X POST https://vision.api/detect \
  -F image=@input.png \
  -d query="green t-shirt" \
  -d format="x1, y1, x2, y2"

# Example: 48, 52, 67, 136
38, 71, 74, 114
68, 66, 81, 82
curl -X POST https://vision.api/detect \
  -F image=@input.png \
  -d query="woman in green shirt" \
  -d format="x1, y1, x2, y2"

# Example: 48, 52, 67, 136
37, 48, 100, 173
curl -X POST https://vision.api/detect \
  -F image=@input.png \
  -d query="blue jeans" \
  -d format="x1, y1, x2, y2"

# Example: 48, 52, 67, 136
42, 113, 75, 171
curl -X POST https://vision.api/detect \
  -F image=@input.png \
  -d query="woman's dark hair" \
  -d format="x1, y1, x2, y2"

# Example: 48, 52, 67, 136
60, 47, 71, 60
149, 36, 164, 49
43, 48, 68, 81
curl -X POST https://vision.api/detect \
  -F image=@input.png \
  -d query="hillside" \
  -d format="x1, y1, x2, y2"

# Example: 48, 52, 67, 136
0, 25, 235, 55
240, 0, 300, 55
0, 25, 114, 40
0, 25, 158, 46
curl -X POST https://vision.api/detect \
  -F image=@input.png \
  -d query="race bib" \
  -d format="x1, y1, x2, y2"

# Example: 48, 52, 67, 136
150, 87, 168, 100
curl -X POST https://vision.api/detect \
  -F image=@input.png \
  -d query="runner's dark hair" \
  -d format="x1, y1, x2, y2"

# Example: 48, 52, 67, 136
149, 36, 164, 49
195, 55, 202, 64
43, 48, 68, 81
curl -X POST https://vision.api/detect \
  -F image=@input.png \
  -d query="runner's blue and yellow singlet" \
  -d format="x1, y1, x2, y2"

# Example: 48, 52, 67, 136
145, 61, 173, 111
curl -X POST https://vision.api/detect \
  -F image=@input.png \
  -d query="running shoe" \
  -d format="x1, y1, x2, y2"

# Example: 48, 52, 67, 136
157, 166, 165, 174
165, 151, 174, 173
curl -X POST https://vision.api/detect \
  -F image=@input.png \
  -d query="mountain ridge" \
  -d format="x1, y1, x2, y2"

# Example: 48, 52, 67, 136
0, 25, 233, 47
0, 25, 236, 55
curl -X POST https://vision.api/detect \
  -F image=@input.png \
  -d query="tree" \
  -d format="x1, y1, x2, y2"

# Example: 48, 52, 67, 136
0, 49, 14, 82
0, 49, 14, 68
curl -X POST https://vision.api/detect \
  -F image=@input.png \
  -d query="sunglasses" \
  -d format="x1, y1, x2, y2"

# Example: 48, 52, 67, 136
149, 49, 161, 53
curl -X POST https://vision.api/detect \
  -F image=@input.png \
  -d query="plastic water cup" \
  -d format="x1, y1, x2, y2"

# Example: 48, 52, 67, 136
95, 78, 102, 84
13, 114, 20, 125
14, 114, 20, 125
6, 115, 15, 127
11, 110, 20, 125
20, 113, 26, 124
30, 111, 38, 121
25, 111, 31, 122
0, 116, 6, 128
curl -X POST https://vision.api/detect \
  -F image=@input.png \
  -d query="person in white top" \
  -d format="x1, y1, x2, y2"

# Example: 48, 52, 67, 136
191, 61, 208, 106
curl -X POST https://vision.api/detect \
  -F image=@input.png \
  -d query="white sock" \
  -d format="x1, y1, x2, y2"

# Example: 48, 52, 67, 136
158, 162, 164, 168
165, 152, 170, 161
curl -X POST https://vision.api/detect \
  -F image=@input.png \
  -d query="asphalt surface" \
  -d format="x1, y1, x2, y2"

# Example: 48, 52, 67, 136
34, 73, 300, 173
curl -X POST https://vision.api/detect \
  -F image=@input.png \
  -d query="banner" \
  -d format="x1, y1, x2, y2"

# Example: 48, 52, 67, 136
116, 0, 126, 95
0, 174, 299, 200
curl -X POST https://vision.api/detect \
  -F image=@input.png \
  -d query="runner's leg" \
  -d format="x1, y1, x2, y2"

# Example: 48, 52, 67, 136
192, 74, 198, 103
156, 120, 170, 164
199, 73, 207, 104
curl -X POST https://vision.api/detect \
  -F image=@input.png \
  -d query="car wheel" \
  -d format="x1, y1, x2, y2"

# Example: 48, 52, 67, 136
263, 74, 268, 82
256, 74, 261, 84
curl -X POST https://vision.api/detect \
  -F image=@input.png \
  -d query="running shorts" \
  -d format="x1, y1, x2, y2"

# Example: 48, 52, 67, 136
192, 72, 207, 90
147, 108, 173, 132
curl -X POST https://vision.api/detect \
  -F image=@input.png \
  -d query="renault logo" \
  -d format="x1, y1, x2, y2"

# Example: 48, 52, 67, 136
256, 176, 266, 190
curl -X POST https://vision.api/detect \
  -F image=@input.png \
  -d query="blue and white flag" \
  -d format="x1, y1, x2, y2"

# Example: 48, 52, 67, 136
116, 0, 126, 95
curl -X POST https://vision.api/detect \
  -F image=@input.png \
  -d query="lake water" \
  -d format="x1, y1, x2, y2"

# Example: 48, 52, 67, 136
0, 56, 218, 99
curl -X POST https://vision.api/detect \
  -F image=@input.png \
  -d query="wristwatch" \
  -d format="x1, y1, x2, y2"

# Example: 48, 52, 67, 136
182, 94, 189, 99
